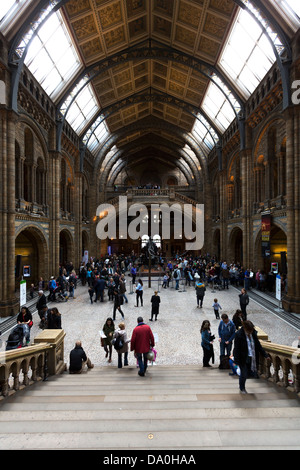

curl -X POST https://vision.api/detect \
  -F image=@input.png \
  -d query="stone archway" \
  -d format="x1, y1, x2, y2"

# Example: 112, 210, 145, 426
254, 223, 287, 278
59, 229, 74, 268
228, 227, 243, 265
15, 226, 48, 289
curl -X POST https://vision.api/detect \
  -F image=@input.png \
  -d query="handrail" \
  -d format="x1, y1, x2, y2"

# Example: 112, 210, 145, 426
258, 340, 300, 394
0, 329, 299, 399
0, 330, 66, 399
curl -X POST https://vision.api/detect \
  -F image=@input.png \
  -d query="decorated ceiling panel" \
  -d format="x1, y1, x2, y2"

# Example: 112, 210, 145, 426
62, 0, 238, 136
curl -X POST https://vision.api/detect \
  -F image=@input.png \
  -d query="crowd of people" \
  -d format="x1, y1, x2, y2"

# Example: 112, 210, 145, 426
12, 251, 276, 392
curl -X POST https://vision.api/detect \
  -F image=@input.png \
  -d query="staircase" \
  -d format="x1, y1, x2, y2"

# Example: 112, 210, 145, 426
0, 365, 299, 450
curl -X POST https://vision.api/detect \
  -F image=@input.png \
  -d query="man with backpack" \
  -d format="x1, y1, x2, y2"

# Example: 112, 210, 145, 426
173, 265, 181, 290
195, 279, 206, 308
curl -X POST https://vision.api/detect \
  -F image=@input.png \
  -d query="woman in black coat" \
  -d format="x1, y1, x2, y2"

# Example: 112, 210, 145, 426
233, 320, 270, 394
150, 291, 160, 321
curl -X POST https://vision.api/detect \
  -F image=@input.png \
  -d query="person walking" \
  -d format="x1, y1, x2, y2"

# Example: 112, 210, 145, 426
218, 313, 236, 357
119, 274, 128, 304
102, 317, 115, 363
131, 265, 137, 284
135, 279, 143, 307
233, 320, 270, 393
239, 288, 249, 320
173, 265, 181, 290
36, 290, 47, 328
212, 298, 222, 319
195, 279, 206, 308
113, 322, 130, 368
150, 290, 160, 321
130, 316, 155, 376
200, 320, 215, 367
113, 289, 125, 320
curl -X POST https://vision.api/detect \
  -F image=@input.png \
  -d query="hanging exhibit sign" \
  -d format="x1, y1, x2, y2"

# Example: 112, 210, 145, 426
261, 213, 271, 257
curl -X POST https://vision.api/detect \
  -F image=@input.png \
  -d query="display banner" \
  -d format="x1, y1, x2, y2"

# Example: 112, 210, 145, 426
261, 213, 271, 257
20, 280, 26, 307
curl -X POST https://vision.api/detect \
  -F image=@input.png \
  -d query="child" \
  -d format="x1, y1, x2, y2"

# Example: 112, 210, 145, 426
212, 298, 222, 319
162, 273, 168, 288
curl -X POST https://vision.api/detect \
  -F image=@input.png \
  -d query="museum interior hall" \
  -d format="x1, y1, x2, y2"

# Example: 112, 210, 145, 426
0, 0, 300, 316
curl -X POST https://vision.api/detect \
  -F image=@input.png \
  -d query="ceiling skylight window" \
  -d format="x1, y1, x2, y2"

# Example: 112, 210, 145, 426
218, 8, 276, 98
201, 80, 237, 133
86, 121, 110, 155
66, 84, 99, 134
192, 116, 218, 153
24, 9, 82, 101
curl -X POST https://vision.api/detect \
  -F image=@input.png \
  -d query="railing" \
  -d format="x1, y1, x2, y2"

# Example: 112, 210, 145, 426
0, 329, 66, 399
0, 327, 299, 399
108, 189, 198, 207
259, 341, 300, 394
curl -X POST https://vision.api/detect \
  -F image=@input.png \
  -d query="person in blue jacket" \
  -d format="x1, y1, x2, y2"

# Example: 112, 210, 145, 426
218, 313, 236, 357
201, 320, 215, 367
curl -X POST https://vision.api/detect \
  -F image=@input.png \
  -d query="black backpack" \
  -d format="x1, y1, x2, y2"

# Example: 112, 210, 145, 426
113, 334, 124, 351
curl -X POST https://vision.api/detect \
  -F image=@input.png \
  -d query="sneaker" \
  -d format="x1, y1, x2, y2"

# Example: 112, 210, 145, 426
239, 389, 247, 394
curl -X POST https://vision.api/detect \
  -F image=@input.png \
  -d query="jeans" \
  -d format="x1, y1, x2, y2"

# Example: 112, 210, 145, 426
197, 295, 204, 307
136, 352, 148, 375
21, 324, 30, 342
136, 291, 143, 306
220, 340, 232, 356
118, 352, 128, 368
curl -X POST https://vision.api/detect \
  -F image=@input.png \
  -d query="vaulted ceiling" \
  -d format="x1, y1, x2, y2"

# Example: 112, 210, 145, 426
62, 0, 237, 136
5, 0, 297, 189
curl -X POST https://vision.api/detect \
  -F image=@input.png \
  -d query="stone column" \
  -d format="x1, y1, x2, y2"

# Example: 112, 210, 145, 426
241, 123, 253, 270
48, 150, 61, 278
74, 172, 83, 269
0, 109, 19, 316
282, 105, 300, 313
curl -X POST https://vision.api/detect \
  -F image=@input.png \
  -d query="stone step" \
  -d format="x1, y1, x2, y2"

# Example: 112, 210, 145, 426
1, 398, 298, 411
0, 429, 300, 450
1, 416, 300, 434
2, 406, 300, 421
0, 365, 299, 450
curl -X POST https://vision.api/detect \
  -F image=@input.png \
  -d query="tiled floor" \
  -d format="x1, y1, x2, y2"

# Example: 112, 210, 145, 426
13, 277, 299, 369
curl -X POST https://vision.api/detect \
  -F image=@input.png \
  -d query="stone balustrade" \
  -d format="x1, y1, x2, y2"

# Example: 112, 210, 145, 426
0, 329, 66, 399
259, 341, 300, 394
0, 327, 299, 399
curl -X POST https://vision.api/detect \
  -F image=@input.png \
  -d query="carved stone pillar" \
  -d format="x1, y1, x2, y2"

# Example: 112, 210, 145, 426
48, 150, 61, 278
74, 173, 83, 268
0, 109, 19, 316
282, 105, 300, 313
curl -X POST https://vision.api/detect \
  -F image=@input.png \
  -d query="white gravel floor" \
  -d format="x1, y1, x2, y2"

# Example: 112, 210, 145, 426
1, 278, 299, 368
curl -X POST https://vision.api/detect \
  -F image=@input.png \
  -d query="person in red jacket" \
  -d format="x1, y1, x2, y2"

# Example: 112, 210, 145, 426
130, 316, 155, 376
